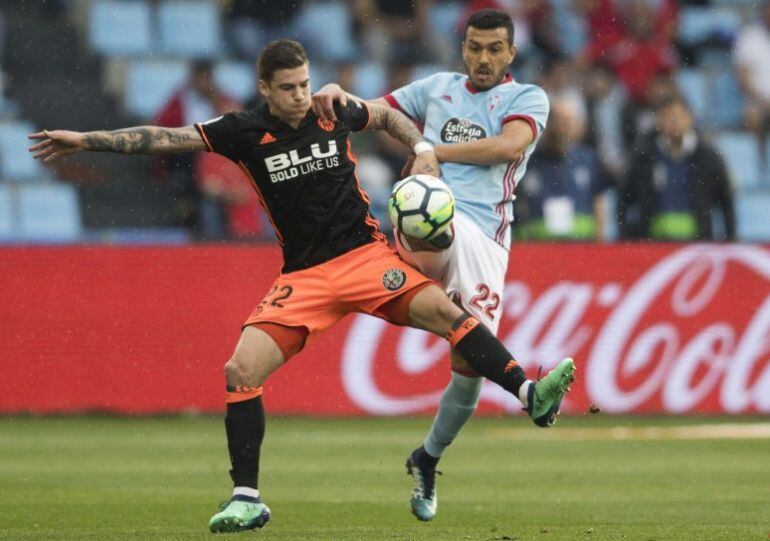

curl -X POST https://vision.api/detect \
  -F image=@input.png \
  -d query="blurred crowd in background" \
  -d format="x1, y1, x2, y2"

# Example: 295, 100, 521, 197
0, 0, 768, 244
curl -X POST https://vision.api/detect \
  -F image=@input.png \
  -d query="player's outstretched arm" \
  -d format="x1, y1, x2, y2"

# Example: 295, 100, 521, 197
28, 125, 205, 163
366, 104, 440, 177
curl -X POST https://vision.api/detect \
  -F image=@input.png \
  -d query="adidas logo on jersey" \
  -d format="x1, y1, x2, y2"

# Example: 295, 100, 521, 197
260, 132, 277, 145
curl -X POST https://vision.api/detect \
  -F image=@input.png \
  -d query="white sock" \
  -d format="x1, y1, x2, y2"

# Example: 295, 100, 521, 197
233, 486, 260, 499
423, 372, 483, 458
518, 380, 533, 408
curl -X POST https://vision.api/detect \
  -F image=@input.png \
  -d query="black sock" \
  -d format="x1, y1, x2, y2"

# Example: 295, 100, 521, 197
449, 314, 527, 396
225, 394, 265, 489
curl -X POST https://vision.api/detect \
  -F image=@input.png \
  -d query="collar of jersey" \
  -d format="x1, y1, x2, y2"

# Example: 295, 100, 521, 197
464, 73, 513, 95
261, 103, 315, 131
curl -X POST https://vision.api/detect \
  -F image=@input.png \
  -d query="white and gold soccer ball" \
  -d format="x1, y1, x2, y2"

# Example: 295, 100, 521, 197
388, 174, 455, 240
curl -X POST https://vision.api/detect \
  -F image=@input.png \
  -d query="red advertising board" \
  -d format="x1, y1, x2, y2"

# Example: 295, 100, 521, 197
1, 244, 768, 415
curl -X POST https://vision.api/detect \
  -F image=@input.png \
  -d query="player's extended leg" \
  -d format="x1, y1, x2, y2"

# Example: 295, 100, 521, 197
407, 286, 574, 425
209, 324, 306, 533
396, 230, 486, 519
409, 282, 575, 405
397, 227, 485, 457
396, 226, 488, 520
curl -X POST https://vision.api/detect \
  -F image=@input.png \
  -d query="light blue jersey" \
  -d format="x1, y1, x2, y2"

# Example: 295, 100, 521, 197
385, 72, 549, 249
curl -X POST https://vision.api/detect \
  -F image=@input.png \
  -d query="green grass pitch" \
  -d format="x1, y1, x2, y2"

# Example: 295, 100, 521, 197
1, 415, 768, 540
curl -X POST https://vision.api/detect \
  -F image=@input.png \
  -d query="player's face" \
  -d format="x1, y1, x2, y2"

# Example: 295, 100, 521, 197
462, 27, 515, 91
259, 63, 312, 124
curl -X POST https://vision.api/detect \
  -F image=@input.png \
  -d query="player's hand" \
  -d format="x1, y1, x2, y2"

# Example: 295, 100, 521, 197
28, 130, 87, 163
311, 84, 347, 121
410, 150, 441, 178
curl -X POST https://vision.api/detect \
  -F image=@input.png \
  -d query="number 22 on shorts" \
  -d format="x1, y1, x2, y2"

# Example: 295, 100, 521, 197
260, 285, 294, 308
469, 283, 500, 320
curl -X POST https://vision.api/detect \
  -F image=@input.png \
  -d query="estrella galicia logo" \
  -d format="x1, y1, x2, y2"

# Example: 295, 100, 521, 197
440, 118, 487, 144
382, 268, 407, 291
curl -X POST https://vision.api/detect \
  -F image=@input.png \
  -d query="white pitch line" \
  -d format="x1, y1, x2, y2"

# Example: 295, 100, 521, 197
487, 423, 770, 441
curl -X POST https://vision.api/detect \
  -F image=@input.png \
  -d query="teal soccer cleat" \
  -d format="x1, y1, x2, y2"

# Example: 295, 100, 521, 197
525, 358, 576, 427
406, 449, 441, 521
208, 495, 271, 533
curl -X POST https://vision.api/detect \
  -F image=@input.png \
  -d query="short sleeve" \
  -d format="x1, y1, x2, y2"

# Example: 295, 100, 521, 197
501, 85, 550, 141
384, 75, 438, 123
195, 112, 242, 162
334, 99, 370, 132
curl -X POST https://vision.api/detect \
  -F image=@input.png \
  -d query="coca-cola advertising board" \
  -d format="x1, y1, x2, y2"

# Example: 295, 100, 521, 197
1, 244, 768, 415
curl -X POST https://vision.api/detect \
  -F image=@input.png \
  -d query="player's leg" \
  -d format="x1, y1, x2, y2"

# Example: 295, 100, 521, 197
351, 241, 574, 513
406, 286, 575, 429
419, 217, 512, 467
395, 223, 485, 520
209, 323, 308, 533
404, 345, 482, 520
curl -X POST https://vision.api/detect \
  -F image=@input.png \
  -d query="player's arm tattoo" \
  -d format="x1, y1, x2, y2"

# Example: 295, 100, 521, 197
82, 125, 205, 154
366, 104, 425, 150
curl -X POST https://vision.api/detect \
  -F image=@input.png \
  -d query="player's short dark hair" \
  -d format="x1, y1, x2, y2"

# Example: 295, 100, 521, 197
259, 39, 308, 82
464, 9, 515, 46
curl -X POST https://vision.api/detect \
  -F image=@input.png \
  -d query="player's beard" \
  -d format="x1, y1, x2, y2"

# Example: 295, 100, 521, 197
466, 63, 507, 91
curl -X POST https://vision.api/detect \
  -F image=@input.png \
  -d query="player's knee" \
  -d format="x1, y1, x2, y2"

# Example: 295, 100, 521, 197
223, 358, 240, 384
224, 355, 258, 386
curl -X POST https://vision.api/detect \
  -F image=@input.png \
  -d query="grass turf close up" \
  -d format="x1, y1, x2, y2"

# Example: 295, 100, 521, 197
0, 416, 768, 540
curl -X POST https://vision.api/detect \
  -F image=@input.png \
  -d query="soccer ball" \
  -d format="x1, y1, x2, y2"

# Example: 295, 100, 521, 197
388, 174, 455, 240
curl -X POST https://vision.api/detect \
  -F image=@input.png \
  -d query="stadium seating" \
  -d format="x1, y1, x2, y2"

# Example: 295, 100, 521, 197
675, 69, 744, 129
736, 190, 770, 241
157, 0, 221, 58
89, 0, 153, 56
17, 182, 82, 242
711, 70, 743, 128
309, 64, 335, 93
766, 141, 770, 179
0, 183, 13, 240
124, 60, 190, 118
676, 69, 710, 125
412, 64, 444, 84
214, 62, 255, 103
352, 62, 386, 100
712, 0, 759, 5
713, 132, 762, 191
429, 2, 463, 39
84, 227, 191, 245
62, 0, 770, 243
678, 7, 741, 46
294, 2, 358, 63
0, 121, 48, 181
550, 0, 588, 57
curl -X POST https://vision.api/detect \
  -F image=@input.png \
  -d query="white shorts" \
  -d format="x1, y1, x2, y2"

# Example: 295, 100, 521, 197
395, 211, 509, 334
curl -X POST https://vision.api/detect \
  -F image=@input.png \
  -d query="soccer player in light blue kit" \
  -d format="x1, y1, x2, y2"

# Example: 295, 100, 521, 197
312, 9, 575, 521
